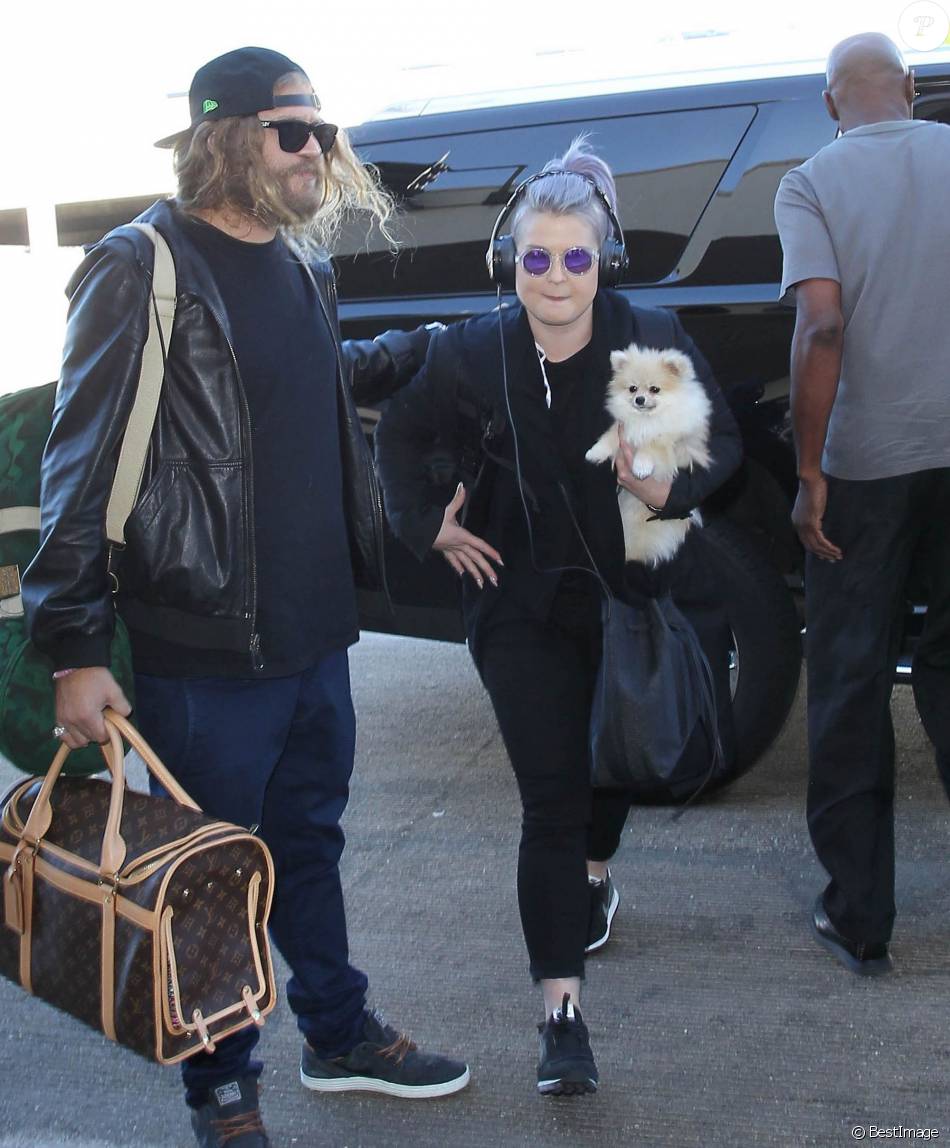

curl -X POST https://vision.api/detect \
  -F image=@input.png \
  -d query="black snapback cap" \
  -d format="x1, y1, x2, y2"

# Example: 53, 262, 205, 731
155, 46, 314, 148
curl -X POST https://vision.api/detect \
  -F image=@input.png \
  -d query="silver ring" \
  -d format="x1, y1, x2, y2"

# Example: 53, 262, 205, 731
52, 725, 67, 739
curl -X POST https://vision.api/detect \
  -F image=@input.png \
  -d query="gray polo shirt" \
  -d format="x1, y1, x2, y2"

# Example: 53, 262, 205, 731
774, 119, 950, 480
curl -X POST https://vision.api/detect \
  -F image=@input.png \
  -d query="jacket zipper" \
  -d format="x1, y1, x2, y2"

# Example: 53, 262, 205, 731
202, 295, 261, 668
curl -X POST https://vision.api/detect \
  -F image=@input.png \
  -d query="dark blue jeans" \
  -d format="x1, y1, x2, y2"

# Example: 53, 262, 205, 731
134, 652, 369, 1106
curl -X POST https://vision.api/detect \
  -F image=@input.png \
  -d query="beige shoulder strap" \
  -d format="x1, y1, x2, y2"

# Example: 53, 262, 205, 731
105, 223, 177, 545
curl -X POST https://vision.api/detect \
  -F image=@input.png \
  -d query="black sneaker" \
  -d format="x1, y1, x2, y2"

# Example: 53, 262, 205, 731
585, 871, 620, 954
300, 1010, 470, 1099
190, 1075, 269, 1147
537, 994, 598, 1096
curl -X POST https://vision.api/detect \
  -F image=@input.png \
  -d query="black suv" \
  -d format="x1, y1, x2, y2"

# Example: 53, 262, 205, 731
26, 63, 947, 791
334, 63, 950, 788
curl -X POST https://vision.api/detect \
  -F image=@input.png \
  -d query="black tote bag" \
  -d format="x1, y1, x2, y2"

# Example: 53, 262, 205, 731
589, 593, 722, 794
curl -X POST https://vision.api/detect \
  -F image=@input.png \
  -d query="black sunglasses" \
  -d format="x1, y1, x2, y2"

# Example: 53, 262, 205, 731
258, 118, 338, 155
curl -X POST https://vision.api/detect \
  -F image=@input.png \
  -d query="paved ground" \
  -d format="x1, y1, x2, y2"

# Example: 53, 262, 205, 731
0, 633, 946, 1148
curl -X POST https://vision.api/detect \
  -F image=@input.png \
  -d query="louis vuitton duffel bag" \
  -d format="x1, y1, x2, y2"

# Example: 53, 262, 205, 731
0, 709, 277, 1063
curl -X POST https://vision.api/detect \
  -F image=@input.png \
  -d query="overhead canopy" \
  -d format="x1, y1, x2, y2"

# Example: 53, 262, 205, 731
55, 195, 169, 248
0, 196, 169, 249
0, 210, 28, 246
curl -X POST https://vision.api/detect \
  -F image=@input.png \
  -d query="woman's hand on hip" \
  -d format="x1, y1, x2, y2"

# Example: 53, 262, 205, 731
432, 483, 504, 589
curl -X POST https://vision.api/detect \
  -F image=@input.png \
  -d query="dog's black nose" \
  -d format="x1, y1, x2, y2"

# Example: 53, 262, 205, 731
635, 395, 646, 407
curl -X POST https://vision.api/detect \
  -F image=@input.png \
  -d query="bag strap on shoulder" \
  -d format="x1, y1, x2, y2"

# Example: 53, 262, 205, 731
105, 223, 176, 545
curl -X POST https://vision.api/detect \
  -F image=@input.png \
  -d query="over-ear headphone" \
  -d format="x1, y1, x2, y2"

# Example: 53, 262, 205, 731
486, 169, 629, 290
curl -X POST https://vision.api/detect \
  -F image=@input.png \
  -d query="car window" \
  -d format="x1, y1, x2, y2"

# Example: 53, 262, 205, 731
336, 104, 756, 298
914, 86, 950, 123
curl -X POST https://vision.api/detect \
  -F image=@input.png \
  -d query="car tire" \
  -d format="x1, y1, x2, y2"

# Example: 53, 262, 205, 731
625, 517, 802, 806
703, 515, 802, 782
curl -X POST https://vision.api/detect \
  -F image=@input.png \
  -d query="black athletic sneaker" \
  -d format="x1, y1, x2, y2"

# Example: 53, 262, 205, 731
190, 1074, 269, 1147
585, 871, 620, 953
300, 1010, 470, 1099
537, 994, 599, 1096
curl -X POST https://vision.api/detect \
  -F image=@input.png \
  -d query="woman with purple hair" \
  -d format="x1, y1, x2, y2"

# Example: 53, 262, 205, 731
377, 138, 742, 1095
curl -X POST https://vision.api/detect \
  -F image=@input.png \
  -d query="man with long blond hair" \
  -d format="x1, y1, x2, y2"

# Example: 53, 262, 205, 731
23, 47, 468, 1148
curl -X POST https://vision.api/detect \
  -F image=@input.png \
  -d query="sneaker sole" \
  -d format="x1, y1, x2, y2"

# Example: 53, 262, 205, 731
585, 885, 620, 954
538, 1074, 598, 1096
300, 1066, 470, 1099
811, 920, 893, 977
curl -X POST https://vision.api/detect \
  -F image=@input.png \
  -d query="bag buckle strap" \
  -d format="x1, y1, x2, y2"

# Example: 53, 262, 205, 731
242, 984, 264, 1026
16, 832, 40, 855
3, 840, 38, 936
192, 1008, 216, 1052
96, 872, 120, 903
106, 544, 124, 595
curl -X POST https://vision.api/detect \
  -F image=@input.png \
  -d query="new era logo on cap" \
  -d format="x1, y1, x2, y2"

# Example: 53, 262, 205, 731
202, 99, 219, 114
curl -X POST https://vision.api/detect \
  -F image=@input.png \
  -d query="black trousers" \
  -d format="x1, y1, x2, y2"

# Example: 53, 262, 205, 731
806, 467, 950, 945
475, 578, 630, 981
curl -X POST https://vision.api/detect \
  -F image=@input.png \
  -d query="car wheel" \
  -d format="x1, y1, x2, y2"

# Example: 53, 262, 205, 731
704, 516, 802, 781
625, 517, 802, 806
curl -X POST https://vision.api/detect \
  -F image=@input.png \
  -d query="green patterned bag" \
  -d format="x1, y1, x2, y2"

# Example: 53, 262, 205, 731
0, 382, 135, 776
0, 223, 175, 777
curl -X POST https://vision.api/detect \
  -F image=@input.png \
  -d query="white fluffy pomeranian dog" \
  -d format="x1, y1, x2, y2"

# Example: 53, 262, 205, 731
585, 344, 712, 566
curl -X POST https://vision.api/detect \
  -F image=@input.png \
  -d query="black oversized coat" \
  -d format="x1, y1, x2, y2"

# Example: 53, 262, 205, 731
376, 289, 743, 652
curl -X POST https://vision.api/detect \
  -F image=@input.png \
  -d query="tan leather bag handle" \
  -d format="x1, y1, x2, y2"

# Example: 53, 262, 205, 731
100, 710, 199, 810
15, 709, 200, 881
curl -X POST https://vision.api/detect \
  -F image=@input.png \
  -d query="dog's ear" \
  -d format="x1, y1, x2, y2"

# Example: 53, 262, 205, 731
658, 349, 693, 380
610, 349, 630, 373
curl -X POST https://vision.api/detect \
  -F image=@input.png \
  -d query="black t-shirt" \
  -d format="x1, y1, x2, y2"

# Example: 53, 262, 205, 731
546, 345, 602, 575
507, 340, 595, 563
130, 216, 359, 677
465, 340, 599, 635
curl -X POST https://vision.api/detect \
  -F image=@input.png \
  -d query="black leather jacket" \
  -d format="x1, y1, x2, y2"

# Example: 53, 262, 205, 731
23, 199, 430, 671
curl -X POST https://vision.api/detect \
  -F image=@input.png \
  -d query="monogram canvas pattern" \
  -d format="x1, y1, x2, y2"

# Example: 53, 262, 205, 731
162, 842, 274, 1061
113, 916, 156, 1058
0, 383, 56, 510
0, 893, 20, 982
0, 381, 135, 777
0, 771, 276, 1064
11, 778, 220, 870
31, 880, 103, 1029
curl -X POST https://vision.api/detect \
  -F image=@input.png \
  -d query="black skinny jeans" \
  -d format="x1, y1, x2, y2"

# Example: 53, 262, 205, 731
806, 467, 950, 945
475, 577, 632, 982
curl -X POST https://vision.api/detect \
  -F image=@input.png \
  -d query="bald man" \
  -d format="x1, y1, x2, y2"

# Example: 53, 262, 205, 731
774, 32, 950, 977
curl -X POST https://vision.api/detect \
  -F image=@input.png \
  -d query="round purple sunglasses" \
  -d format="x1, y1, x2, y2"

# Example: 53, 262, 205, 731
515, 246, 599, 277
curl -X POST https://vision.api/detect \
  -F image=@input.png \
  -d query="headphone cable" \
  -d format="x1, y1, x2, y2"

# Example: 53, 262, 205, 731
495, 286, 611, 599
